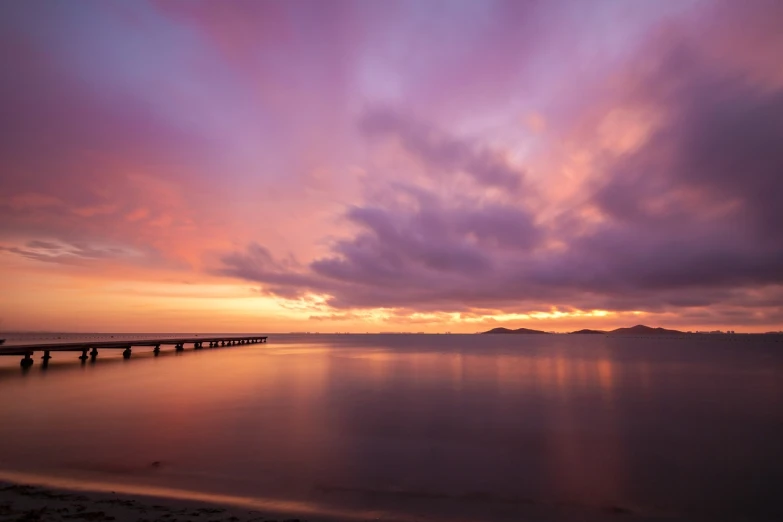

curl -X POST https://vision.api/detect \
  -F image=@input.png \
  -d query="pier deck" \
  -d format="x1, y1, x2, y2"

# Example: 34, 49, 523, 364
0, 335, 267, 367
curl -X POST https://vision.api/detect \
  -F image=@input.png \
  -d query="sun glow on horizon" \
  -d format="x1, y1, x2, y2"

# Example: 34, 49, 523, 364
1, 2, 781, 333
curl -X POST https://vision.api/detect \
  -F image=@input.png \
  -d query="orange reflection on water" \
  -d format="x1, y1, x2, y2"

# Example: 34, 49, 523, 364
2, 336, 779, 521
596, 359, 614, 391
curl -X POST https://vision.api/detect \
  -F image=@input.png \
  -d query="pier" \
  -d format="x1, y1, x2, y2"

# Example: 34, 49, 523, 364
0, 335, 268, 368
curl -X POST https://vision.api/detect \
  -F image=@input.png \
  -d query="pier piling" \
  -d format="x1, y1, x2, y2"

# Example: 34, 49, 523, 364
20, 353, 33, 368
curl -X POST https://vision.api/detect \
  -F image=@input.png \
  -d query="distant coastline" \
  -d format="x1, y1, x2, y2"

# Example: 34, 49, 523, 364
481, 324, 755, 335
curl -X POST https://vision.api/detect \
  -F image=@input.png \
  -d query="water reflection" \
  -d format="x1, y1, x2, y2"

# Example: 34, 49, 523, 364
0, 335, 782, 521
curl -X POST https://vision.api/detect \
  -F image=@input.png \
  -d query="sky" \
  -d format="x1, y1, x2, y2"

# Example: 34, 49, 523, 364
1, 0, 782, 333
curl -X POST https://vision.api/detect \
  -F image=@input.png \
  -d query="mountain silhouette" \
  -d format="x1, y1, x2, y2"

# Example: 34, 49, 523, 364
608, 324, 684, 335
482, 327, 551, 334
481, 324, 685, 335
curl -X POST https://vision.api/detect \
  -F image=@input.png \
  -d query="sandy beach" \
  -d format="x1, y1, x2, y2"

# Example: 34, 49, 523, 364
0, 480, 323, 522
0, 476, 678, 522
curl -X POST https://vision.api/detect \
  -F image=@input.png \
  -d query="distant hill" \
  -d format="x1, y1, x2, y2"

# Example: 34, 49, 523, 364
609, 324, 684, 335
482, 327, 551, 334
481, 324, 686, 335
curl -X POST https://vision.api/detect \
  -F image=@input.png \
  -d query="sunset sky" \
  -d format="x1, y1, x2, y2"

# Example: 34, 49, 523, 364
1, 0, 782, 333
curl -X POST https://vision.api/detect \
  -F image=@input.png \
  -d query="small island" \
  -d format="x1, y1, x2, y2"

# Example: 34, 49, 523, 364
609, 324, 684, 335
482, 327, 552, 334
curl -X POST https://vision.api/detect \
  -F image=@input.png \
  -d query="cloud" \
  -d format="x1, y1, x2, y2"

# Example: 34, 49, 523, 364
0, 240, 133, 265
570, 43, 783, 292
360, 108, 525, 192
3, 0, 782, 330
219, 16, 783, 325
219, 244, 321, 300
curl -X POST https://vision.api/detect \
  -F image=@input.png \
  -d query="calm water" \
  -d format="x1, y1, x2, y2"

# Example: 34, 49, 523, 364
0, 333, 782, 521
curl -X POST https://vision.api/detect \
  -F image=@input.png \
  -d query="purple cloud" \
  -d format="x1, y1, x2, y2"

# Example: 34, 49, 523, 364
360, 108, 525, 191
220, 21, 783, 325
2, 0, 782, 330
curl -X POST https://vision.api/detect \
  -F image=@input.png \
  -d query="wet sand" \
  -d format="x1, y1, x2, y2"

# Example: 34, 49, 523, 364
0, 478, 667, 522
0, 481, 326, 522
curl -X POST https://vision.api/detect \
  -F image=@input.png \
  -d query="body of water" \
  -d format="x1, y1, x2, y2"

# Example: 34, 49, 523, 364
0, 333, 781, 521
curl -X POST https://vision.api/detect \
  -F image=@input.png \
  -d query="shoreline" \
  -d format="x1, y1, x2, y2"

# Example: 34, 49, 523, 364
0, 482, 273, 522
0, 472, 675, 522
0, 470, 668, 522
0, 472, 368, 522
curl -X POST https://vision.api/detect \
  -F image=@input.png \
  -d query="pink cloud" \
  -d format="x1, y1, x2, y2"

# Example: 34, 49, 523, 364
1, 1, 782, 331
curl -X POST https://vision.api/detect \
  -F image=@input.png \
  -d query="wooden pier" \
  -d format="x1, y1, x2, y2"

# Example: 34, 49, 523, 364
0, 335, 268, 368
